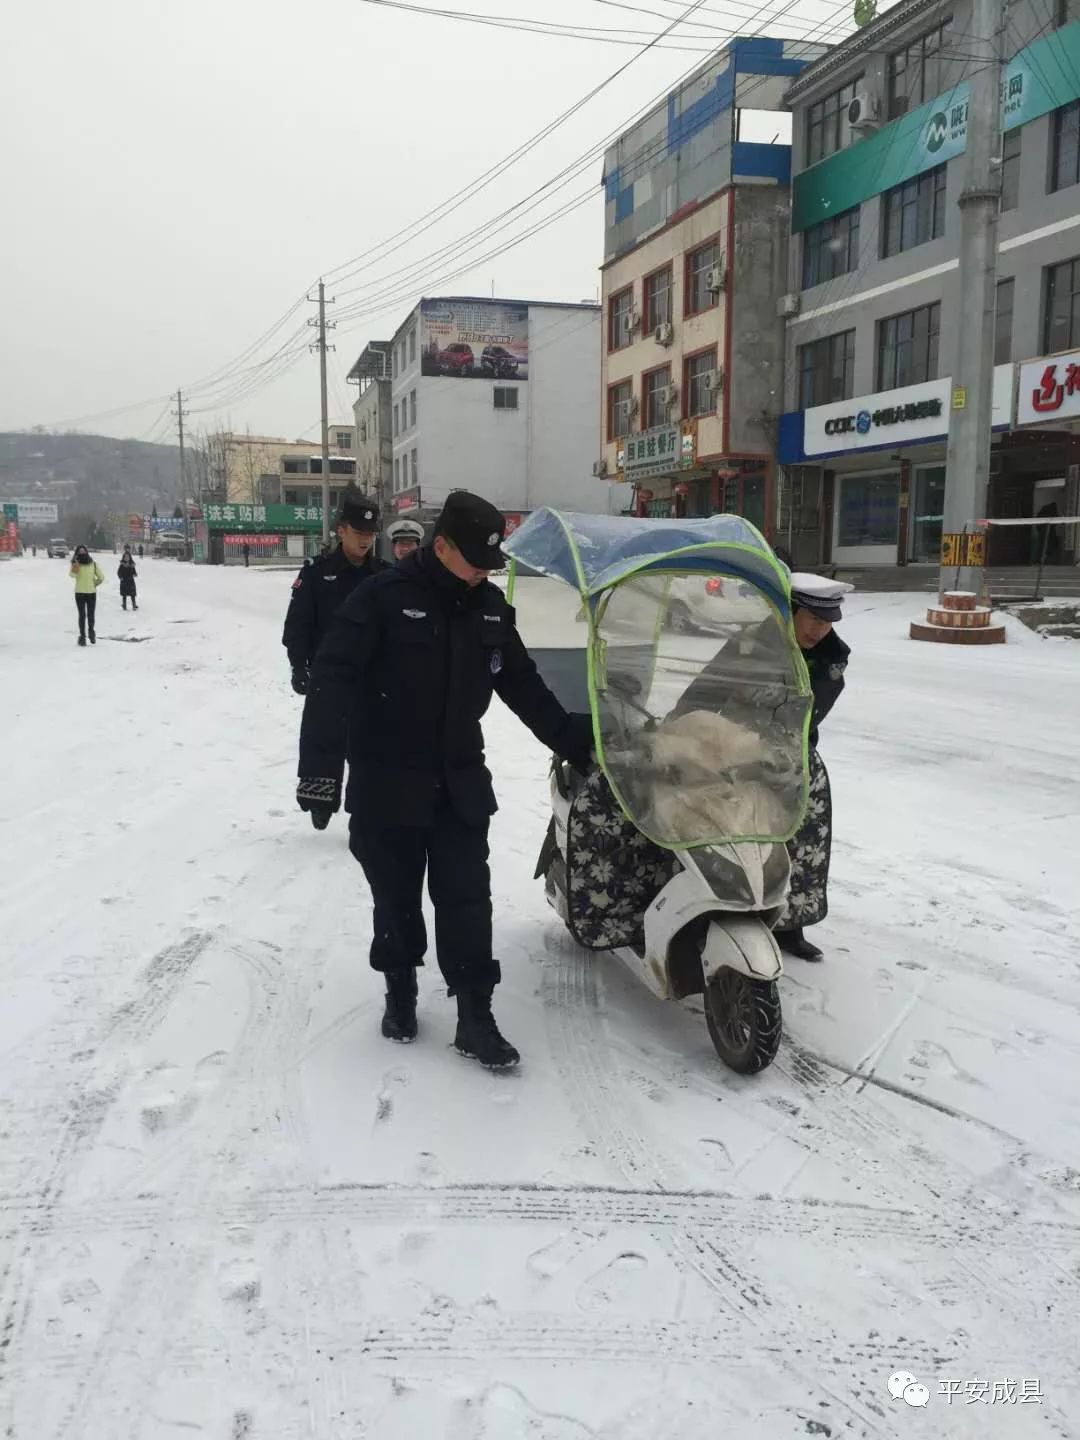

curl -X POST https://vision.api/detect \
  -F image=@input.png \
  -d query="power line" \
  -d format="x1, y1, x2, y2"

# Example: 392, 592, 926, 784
353, 0, 724, 50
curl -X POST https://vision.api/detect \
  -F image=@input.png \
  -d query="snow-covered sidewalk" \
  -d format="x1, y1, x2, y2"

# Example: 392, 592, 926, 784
2, 555, 1078, 1438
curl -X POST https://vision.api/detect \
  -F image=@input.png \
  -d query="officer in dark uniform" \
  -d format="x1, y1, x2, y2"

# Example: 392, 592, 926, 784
296, 491, 592, 1070
284, 494, 387, 828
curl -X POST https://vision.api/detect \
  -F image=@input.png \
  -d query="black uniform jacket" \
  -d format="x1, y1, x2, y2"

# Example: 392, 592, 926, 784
300, 546, 590, 827
282, 547, 388, 670
803, 629, 850, 746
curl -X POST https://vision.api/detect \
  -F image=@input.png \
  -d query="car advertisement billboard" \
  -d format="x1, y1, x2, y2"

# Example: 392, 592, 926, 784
420, 299, 528, 381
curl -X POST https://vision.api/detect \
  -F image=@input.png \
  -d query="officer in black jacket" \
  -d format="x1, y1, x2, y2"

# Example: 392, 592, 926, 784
284, 495, 387, 829
282, 493, 387, 696
297, 491, 592, 1070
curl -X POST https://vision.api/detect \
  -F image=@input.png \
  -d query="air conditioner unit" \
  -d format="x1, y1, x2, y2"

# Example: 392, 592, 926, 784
629, 308, 643, 332
704, 368, 724, 394
659, 383, 679, 406
706, 263, 727, 293
846, 90, 880, 131
655, 321, 675, 347
592, 458, 609, 478
778, 293, 801, 318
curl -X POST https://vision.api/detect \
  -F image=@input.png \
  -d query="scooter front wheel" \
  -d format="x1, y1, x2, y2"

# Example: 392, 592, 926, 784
705, 969, 781, 1074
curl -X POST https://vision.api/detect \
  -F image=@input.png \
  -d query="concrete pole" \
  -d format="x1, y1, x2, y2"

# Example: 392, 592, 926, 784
939, 0, 1004, 595
318, 280, 331, 549
176, 389, 190, 556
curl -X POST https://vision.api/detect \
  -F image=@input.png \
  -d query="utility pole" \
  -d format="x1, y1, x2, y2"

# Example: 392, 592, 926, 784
174, 388, 190, 557
939, 0, 1005, 595
309, 281, 336, 548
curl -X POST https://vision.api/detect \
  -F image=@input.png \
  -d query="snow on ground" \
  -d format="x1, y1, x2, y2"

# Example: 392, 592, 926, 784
2, 554, 1079, 1439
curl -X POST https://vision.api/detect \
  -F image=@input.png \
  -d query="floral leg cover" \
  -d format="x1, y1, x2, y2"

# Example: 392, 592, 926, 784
565, 766, 680, 951
776, 746, 831, 930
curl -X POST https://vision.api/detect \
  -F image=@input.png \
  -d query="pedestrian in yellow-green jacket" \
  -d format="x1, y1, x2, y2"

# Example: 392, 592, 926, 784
70, 545, 105, 646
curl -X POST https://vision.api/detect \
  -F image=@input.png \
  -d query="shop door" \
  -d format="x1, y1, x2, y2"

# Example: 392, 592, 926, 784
911, 466, 946, 562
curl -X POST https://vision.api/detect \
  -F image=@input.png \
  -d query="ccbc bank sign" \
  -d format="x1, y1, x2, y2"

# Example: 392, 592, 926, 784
823, 398, 943, 438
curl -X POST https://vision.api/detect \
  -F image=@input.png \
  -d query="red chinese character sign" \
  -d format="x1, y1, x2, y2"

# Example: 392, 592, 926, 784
1017, 351, 1080, 425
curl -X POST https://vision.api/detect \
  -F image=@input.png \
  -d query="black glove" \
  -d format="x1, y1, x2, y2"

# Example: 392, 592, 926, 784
296, 776, 341, 829
560, 712, 595, 774
290, 665, 309, 696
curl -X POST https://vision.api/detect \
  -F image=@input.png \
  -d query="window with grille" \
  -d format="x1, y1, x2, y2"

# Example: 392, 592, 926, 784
798, 331, 856, 409
609, 287, 633, 350
410, 389, 417, 427
644, 366, 671, 429
1000, 128, 1021, 211
686, 242, 719, 314
805, 76, 862, 166
685, 350, 717, 417
882, 164, 947, 257
802, 207, 861, 289
877, 303, 941, 390
644, 266, 673, 330
1051, 101, 1080, 193
607, 380, 633, 439
1044, 257, 1080, 352
493, 387, 519, 410
888, 20, 951, 119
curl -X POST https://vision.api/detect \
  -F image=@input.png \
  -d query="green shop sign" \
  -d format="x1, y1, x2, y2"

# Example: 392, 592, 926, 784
793, 20, 1080, 232
203, 502, 325, 532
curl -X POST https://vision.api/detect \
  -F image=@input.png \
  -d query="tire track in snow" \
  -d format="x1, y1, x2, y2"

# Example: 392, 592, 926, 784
538, 935, 890, 1436
0, 931, 215, 1401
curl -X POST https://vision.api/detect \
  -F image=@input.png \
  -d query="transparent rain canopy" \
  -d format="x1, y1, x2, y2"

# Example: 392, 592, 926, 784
506, 510, 811, 848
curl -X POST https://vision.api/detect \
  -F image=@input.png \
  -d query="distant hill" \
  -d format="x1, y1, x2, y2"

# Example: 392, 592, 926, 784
0, 432, 184, 532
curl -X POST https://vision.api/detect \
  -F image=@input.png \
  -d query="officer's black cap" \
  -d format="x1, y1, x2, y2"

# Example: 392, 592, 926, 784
435, 491, 506, 570
338, 494, 380, 532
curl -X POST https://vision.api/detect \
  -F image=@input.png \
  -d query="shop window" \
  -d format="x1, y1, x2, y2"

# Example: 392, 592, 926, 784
995, 278, 1014, 365
644, 266, 673, 331
838, 474, 900, 548
609, 287, 634, 350
802, 207, 861, 289
805, 75, 862, 166
643, 366, 672, 429
607, 379, 633, 440
685, 242, 720, 315
798, 330, 856, 409
882, 164, 947, 257
685, 349, 718, 417
911, 466, 946, 562
1000, 128, 1021, 211
877, 302, 941, 390
1051, 101, 1080, 193
1043, 256, 1080, 352
888, 20, 951, 120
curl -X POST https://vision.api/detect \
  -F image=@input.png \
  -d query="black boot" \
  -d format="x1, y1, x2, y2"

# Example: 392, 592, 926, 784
454, 990, 520, 1070
381, 970, 418, 1043
77, 634, 86, 647
776, 926, 823, 962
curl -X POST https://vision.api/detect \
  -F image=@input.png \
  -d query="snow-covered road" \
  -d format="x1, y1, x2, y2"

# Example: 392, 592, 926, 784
2, 554, 1079, 1439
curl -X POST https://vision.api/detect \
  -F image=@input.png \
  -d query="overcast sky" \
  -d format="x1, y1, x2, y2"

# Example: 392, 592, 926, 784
1, 0, 848, 444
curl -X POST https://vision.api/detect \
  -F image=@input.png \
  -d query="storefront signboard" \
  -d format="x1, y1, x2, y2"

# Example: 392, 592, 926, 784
793, 21, 1080, 232
393, 489, 421, 513
1016, 350, 1080, 426
623, 424, 694, 480
203, 503, 324, 532
804, 380, 950, 457
803, 367, 1013, 459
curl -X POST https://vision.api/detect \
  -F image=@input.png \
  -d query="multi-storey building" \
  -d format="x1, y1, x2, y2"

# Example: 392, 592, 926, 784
778, 0, 1080, 570
348, 341, 393, 523
382, 294, 613, 530
598, 37, 829, 528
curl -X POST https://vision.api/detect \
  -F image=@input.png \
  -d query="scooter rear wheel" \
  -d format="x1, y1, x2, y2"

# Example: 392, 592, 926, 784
705, 970, 781, 1074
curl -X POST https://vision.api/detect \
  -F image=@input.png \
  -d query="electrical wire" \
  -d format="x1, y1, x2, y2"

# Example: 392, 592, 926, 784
352, 0, 728, 50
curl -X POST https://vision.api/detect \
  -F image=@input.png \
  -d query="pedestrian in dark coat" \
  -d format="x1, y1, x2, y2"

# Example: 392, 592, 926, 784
297, 491, 592, 1069
118, 546, 138, 610
773, 575, 852, 962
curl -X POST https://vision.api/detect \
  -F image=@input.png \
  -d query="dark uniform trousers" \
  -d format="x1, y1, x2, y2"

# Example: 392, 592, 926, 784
349, 806, 498, 995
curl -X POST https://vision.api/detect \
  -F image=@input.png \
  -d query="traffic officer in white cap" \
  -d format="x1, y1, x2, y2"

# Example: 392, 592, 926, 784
387, 517, 424, 561
774, 573, 853, 962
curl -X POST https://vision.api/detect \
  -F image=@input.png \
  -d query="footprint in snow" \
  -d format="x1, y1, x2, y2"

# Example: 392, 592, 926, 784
575, 1251, 651, 1312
